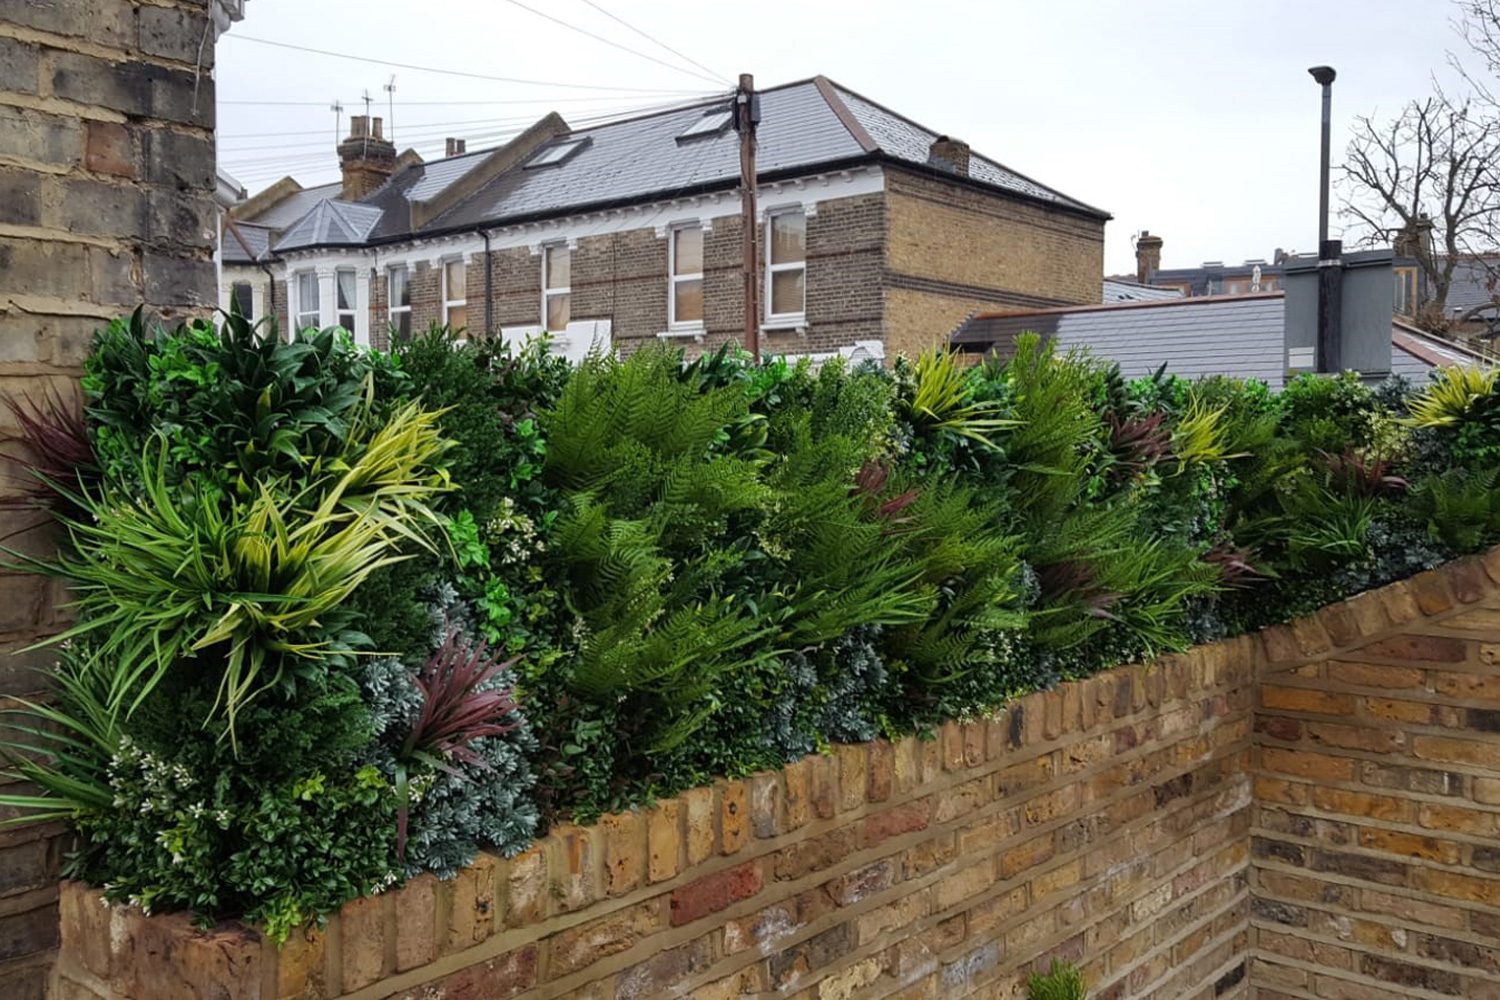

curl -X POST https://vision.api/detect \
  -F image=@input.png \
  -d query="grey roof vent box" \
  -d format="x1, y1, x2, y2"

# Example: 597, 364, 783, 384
677, 107, 733, 142
525, 136, 591, 169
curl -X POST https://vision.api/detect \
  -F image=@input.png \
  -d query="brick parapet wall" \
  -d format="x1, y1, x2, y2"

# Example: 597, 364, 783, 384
54, 635, 1255, 1000
1249, 552, 1500, 999
0, 3, 222, 996
882, 168, 1104, 358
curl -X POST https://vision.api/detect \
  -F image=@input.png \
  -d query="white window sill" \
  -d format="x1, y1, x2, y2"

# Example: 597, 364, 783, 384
762, 317, 808, 335
657, 325, 706, 343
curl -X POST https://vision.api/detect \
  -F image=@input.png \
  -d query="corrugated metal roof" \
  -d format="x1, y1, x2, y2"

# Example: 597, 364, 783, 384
954, 296, 1494, 389
952, 295, 1288, 387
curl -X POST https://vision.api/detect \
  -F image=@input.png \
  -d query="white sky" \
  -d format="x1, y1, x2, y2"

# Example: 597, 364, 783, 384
216, 0, 1464, 275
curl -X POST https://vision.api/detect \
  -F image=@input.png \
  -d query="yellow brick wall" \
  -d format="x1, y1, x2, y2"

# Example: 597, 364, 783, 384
882, 168, 1104, 357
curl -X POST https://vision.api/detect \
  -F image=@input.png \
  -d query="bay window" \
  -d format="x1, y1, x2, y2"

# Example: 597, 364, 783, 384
335, 269, 357, 334
294, 271, 319, 330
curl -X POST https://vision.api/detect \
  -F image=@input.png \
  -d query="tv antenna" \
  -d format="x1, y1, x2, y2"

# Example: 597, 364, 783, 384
383, 75, 397, 144
361, 89, 374, 154
330, 98, 344, 143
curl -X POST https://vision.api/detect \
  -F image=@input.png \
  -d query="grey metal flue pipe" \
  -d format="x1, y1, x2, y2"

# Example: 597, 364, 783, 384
1309, 66, 1336, 247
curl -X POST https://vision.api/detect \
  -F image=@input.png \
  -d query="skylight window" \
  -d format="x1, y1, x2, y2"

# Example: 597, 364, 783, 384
525, 137, 589, 169
677, 109, 733, 141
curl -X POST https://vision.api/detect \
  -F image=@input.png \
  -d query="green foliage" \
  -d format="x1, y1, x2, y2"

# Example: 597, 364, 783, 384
1410, 468, 1500, 551
18, 303, 1500, 940
1403, 365, 1498, 428
83, 308, 407, 494
1028, 959, 1087, 1000
20, 403, 450, 743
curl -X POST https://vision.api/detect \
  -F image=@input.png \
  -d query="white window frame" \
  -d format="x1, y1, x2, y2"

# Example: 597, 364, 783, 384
334, 267, 358, 334
668, 223, 705, 331
294, 270, 320, 330
387, 265, 412, 340
764, 208, 807, 325
542, 244, 571, 333
442, 257, 468, 331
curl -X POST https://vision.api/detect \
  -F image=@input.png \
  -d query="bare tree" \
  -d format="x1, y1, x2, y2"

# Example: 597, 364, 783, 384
1339, 2, 1500, 333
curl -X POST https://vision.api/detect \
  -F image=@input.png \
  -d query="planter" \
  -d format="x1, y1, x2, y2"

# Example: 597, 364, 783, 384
52, 554, 1500, 1000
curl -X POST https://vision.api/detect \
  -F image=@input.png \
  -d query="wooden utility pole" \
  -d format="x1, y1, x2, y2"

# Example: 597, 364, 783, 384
735, 73, 761, 362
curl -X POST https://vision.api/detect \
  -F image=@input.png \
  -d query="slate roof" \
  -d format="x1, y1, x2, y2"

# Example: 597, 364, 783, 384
247, 181, 343, 229
1102, 278, 1184, 303
273, 199, 384, 250
221, 220, 274, 264
1444, 256, 1500, 316
253, 76, 1106, 256
950, 293, 1486, 390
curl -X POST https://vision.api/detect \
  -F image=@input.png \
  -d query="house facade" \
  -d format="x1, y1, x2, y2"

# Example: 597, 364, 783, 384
221, 77, 1108, 361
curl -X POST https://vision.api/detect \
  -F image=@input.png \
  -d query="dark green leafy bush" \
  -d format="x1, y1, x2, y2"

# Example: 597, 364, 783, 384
11, 306, 1500, 944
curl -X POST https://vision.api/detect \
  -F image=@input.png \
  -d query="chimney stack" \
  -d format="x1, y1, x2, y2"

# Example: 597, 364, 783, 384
927, 135, 970, 177
337, 115, 396, 201
445, 137, 467, 157
1135, 230, 1163, 285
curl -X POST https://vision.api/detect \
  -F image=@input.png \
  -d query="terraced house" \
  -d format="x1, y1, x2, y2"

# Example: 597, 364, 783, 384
220, 77, 1108, 361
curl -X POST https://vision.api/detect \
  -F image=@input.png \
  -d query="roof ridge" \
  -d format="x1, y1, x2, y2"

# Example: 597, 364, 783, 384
812, 75, 878, 154
972, 291, 1285, 321
826, 79, 1109, 218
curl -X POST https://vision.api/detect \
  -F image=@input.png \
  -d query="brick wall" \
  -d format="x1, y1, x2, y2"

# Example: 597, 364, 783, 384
883, 168, 1105, 357
0, 3, 222, 996
1250, 554, 1500, 999
53, 635, 1255, 1000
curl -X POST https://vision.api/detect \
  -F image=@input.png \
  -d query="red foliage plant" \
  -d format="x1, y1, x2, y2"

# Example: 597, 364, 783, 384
1, 387, 95, 502
1319, 448, 1407, 498
396, 628, 521, 858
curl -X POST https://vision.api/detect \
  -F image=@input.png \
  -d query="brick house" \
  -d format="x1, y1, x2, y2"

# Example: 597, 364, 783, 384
222, 77, 1108, 360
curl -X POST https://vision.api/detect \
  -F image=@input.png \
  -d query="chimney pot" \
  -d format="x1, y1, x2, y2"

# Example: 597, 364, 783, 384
337, 114, 397, 201
1135, 231, 1164, 285
927, 135, 970, 177
446, 137, 467, 157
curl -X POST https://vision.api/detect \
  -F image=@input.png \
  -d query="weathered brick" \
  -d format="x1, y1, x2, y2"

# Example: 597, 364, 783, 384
545, 899, 660, 978
669, 861, 762, 927
720, 781, 749, 855
647, 800, 682, 884
340, 894, 387, 991
505, 846, 546, 927
1363, 634, 1466, 662
864, 798, 931, 849
446, 853, 497, 951
600, 811, 644, 897
748, 772, 782, 839
392, 874, 438, 972
681, 786, 715, 865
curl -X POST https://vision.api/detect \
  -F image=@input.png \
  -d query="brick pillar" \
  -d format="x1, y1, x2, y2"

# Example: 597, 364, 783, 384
0, 3, 229, 995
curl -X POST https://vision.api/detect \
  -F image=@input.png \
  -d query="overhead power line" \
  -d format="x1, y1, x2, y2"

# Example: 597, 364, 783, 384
221, 93, 697, 108
222, 35, 713, 93
577, 0, 729, 86
498, 0, 727, 87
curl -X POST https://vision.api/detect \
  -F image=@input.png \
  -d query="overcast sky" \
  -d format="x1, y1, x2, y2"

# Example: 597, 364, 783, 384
216, 0, 1465, 275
